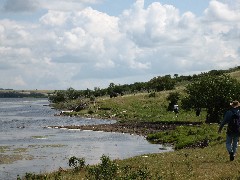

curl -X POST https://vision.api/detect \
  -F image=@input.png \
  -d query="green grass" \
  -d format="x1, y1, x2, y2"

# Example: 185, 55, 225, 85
147, 124, 224, 149
57, 90, 206, 123
18, 141, 240, 180
117, 142, 240, 180
19, 69, 240, 179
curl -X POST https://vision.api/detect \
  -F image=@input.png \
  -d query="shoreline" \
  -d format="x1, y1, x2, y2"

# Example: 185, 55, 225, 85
48, 121, 202, 137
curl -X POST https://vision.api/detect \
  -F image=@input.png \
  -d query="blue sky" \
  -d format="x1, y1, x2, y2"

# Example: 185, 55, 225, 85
92, 0, 211, 16
0, 0, 239, 90
0, 0, 210, 21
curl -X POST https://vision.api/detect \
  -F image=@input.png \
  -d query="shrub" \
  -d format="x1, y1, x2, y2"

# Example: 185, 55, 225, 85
148, 92, 156, 98
69, 156, 85, 171
86, 155, 118, 180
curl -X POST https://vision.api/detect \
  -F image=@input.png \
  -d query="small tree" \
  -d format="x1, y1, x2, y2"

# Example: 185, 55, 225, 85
182, 74, 240, 123
48, 90, 66, 103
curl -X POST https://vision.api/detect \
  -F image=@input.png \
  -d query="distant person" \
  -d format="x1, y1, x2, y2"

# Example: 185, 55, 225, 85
196, 107, 201, 116
218, 100, 240, 161
173, 104, 179, 117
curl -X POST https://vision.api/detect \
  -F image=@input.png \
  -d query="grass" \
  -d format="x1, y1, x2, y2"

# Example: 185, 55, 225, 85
0, 146, 10, 153
117, 142, 240, 179
18, 141, 240, 180
147, 124, 223, 149
18, 70, 240, 179
56, 89, 206, 123
0, 147, 33, 164
229, 71, 240, 82
19, 90, 238, 179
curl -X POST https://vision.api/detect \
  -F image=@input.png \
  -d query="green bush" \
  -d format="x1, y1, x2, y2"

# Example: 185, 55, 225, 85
69, 156, 85, 171
86, 155, 118, 180
148, 92, 156, 98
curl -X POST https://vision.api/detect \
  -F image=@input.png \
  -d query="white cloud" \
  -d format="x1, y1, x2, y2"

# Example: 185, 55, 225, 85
40, 11, 70, 26
0, 0, 239, 90
204, 0, 240, 22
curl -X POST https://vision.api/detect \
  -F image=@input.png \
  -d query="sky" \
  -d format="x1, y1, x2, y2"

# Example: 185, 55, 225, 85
0, 0, 239, 90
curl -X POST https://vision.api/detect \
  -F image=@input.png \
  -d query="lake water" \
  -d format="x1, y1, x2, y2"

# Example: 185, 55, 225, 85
0, 98, 172, 179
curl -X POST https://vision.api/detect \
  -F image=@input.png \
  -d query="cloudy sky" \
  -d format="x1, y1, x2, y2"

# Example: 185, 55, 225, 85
0, 0, 239, 90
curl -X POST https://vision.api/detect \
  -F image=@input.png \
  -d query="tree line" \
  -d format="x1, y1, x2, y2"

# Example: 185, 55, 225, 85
48, 66, 240, 123
49, 67, 240, 103
0, 91, 47, 98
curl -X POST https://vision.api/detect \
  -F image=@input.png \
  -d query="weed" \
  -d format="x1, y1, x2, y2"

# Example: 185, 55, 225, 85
18, 172, 48, 180
68, 156, 85, 171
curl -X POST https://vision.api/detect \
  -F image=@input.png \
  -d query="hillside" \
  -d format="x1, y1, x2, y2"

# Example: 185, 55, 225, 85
229, 70, 240, 81
18, 68, 240, 180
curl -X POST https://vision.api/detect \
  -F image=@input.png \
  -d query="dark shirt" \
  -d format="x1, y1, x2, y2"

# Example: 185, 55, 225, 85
219, 107, 239, 135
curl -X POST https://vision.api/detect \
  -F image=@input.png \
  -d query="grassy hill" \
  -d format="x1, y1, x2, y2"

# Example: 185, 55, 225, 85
229, 70, 240, 81
18, 69, 240, 179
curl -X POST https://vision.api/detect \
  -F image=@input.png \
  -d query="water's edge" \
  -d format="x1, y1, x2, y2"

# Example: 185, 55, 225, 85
0, 98, 173, 179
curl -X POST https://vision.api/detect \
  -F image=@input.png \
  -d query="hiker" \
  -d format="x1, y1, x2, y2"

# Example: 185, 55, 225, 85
196, 107, 201, 116
173, 104, 179, 117
218, 100, 240, 161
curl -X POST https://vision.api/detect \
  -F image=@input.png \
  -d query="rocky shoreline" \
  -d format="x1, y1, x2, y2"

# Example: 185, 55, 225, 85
49, 121, 202, 137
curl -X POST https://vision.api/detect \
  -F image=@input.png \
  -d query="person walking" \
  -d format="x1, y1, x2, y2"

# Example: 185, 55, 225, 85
195, 107, 201, 117
173, 104, 179, 117
218, 100, 240, 161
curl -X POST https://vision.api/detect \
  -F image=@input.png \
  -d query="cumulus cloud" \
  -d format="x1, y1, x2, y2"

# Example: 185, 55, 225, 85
40, 11, 70, 26
0, 0, 239, 90
204, 0, 240, 21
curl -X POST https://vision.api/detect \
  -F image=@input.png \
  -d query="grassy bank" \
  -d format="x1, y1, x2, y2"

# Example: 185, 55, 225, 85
19, 141, 240, 179
54, 89, 206, 123
18, 88, 240, 179
20, 69, 240, 179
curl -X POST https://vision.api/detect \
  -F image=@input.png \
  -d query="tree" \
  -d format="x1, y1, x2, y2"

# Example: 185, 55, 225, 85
148, 75, 176, 92
48, 90, 66, 103
182, 74, 240, 123
93, 87, 102, 97
66, 87, 79, 100
107, 83, 125, 97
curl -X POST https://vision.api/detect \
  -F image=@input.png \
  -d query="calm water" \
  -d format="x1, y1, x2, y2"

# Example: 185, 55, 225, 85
0, 98, 172, 179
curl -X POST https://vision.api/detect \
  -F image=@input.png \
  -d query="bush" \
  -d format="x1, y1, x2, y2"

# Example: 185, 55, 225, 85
69, 156, 85, 171
148, 92, 156, 98
86, 155, 118, 180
